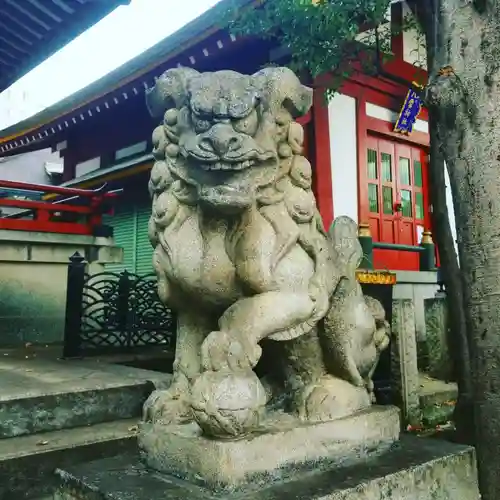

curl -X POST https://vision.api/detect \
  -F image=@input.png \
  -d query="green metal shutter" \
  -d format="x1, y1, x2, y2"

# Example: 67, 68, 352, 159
135, 203, 154, 275
103, 207, 135, 273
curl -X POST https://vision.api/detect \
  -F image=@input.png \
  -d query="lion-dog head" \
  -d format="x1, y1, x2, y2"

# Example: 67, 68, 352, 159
146, 67, 312, 214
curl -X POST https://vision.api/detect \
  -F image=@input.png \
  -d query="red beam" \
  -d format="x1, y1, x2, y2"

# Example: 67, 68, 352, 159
0, 179, 118, 199
0, 198, 94, 214
0, 179, 119, 235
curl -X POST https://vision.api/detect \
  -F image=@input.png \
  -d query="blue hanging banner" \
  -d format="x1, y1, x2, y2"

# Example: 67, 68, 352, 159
393, 85, 423, 135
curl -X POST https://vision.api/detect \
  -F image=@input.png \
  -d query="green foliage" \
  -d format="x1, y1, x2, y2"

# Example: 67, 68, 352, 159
224, 0, 427, 98
225, 0, 394, 93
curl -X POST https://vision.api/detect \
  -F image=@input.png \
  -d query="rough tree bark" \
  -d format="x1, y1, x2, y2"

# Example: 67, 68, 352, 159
427, 115, 474, 444
407, 0, 474, 445
416, 1, 500, 497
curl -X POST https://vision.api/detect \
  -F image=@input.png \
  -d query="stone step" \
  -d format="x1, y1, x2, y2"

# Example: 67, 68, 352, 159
0, 418, 140, 500
419, 376, 458, 407
419, 376, 458, 426
52, 436, 480, 500
0, 358, 171, 439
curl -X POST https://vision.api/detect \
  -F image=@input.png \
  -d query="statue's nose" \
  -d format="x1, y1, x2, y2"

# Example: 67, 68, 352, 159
199, 125, 242, 155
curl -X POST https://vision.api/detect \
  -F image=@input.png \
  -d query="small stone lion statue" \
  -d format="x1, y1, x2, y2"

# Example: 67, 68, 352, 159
142, 66, 390, 439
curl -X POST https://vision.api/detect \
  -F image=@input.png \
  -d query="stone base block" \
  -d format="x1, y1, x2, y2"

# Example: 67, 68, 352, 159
138, 406, 400, 491
53, 436, 480, 500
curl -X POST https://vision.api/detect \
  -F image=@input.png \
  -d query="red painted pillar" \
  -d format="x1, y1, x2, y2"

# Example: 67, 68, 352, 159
310, 85, 334, 230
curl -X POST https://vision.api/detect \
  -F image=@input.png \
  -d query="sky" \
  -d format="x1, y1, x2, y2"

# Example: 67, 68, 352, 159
0, 0, 221, 132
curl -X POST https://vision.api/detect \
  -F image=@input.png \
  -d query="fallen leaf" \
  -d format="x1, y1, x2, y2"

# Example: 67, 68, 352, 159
406, 425, 423, 432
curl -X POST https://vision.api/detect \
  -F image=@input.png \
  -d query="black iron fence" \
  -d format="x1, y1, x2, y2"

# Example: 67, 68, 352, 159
63, 252, 176, 357
61, 254, 392, 404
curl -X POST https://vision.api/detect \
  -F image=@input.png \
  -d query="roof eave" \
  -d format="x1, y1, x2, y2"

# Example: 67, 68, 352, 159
0, 0, 254, 143
0, 0, 131, 93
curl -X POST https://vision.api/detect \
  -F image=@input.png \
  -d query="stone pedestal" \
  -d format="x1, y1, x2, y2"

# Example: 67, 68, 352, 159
139, 406, 400, 491
53, 436, 480, 500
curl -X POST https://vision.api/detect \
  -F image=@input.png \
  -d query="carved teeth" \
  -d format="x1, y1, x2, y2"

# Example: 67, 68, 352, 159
200, 160, 254, 171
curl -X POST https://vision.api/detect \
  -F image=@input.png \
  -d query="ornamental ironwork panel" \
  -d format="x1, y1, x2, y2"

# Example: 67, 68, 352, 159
81, 271, 176, 352
63, 256, 176, 357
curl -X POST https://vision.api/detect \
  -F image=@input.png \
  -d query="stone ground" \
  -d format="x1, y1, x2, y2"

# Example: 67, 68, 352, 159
0, 354, 171, 404
0, 346, 457, 499
419, 374, 457, 401
51, 437, 480, 500
0, 349, 173, 499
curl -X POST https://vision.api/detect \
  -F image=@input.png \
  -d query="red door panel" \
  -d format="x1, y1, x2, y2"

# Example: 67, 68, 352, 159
361, 135, 430, 271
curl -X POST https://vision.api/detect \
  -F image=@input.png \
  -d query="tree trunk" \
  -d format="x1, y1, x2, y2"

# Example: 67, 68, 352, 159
427, 115, 474, 444
421, 1, 500, 498
408, 0, 474, 444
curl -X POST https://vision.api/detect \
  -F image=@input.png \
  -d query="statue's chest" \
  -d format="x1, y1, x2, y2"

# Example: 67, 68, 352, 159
166, 215, 241, 303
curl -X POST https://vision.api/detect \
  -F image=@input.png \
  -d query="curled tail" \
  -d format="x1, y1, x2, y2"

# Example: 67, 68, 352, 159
328, 216, 363, 294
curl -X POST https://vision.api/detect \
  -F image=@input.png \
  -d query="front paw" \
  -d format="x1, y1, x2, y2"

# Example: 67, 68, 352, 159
201, 330, 262, 372
296, 376, 371, 422
143, 388, 192, 425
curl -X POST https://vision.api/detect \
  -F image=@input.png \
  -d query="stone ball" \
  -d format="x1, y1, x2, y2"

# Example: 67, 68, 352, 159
152, 125, 166, 147
165, 143, 179, 158
288, 122, 304, 151
278, 142, 293, 158
164, 108, 178, 126
190, 369, 267, 439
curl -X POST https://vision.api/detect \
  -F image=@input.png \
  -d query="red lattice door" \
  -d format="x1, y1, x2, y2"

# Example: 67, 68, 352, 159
364, 136, 430, 271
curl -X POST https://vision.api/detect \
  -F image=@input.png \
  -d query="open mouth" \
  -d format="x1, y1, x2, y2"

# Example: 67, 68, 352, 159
199, 159, 255, 172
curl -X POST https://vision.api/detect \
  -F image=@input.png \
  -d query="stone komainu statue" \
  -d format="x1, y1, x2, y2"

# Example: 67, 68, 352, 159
142, 66, 390, 439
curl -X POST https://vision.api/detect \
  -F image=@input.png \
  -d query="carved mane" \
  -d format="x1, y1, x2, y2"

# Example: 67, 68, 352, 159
147, 68, 338, 333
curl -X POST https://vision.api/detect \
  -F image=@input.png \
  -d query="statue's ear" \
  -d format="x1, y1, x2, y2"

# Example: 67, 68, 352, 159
146, 67, 200, 118
252, 67, 313, 118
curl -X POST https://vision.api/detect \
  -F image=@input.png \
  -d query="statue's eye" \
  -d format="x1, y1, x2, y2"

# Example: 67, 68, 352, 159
233, 110, 258, 135
194, 118, 211, 133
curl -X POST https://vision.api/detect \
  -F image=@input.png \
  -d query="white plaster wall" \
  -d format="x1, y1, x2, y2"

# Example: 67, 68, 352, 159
328, 93, 358, 223
402, 2, 427, 69
75, 156, 101, 177
365, 102, 428, 134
